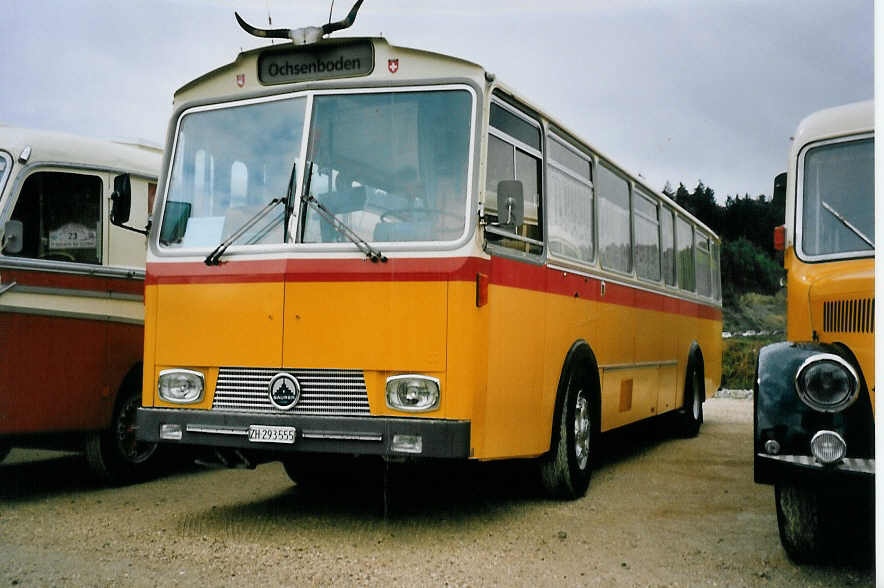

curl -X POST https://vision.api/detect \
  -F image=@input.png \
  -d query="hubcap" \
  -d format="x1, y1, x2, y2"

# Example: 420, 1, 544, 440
573, 390, 590, 470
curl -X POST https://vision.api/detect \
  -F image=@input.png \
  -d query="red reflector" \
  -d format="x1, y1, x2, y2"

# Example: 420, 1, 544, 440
476, 272, 489, 307
773, 224, 786, 251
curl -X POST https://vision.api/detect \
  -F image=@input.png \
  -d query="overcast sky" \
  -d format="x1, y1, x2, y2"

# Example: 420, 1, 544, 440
0, 0, 873, 201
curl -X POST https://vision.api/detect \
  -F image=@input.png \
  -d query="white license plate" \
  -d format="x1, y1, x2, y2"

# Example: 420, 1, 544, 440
248, 425, 296, 444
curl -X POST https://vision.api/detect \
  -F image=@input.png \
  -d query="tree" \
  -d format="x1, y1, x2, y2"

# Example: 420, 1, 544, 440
662, 179, 786, 296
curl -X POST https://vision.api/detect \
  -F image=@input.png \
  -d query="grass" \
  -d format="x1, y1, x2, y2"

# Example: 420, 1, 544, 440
721, 335, 782, 390
720, 290, 787, 390
722, 288, 786, 335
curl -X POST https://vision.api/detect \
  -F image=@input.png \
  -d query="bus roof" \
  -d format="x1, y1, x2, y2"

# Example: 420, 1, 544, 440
0, 125, 161, 177
792, 100, 873, 151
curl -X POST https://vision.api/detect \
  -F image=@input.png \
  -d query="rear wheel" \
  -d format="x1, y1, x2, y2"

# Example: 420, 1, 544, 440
678, 360, 704, 437
539, 367, 594, 499
85, 388, 159, 484
775, 483, 825, 563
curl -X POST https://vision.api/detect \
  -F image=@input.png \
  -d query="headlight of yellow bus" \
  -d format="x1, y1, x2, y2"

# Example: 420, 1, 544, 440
158, 369, 205, 404
385, 375, 440, 412
794, 354, 859, 413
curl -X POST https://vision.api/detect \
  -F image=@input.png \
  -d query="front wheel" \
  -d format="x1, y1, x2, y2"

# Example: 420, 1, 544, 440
85, 388, 159, 484
539, 368, 594, 499
775, 483, 825, 563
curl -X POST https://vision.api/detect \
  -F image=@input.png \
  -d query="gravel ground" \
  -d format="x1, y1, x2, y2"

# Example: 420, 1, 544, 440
0, 398, 873, 587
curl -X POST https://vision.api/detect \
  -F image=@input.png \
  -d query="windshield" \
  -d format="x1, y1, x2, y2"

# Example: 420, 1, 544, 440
801, 137, 874, 258
160, 88, 473, 250
301, 90, 472, 244
160, 96, 306, 248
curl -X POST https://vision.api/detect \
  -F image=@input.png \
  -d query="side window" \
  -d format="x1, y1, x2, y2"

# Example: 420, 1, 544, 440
710, 239, 721, 301
676, 217, 695, 292
547, 134, 594, 263
485, 100, 543, 255
634, 188, 661, 281
8, 171, 103, 264
597, 162, 631, 273
660, 206, 676, 286
695, 232, 712, 297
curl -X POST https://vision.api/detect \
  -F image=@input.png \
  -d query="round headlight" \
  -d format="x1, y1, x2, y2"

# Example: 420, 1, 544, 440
794, 354, 859, 413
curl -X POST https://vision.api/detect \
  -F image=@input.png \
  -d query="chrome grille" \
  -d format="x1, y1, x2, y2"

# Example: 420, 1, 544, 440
822, 298, 874, 333
212, 367, 370, 416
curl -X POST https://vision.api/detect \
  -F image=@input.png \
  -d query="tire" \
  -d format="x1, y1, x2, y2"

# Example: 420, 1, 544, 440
775, 483, 825, 563
84, 387, 159, 485
678, 358, 704, 438
539, 366, 594, 500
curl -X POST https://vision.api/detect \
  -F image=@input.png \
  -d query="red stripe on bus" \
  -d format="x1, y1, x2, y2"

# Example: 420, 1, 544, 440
0, 267, 144, 296
146, 259, 288, 285
146, 256, 721, 319
146, 257, 486, 284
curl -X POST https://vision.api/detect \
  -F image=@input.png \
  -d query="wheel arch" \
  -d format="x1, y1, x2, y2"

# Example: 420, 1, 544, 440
107, 362, 144, 425
548, 340, 600, 453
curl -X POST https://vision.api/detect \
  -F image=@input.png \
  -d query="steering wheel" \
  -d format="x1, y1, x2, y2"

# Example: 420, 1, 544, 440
39, 252, 77, 262
380, 208, 462, 223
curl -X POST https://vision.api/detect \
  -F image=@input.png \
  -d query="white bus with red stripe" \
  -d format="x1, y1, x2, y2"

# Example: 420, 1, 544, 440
0, 126, 162, 483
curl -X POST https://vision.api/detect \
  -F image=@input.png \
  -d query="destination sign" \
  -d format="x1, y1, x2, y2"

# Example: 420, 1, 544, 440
258, 41, 374, 85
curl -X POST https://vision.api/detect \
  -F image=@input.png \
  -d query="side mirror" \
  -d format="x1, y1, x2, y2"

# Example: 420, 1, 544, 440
1, 220, 23, 254
772, 172, 787, 255
496, 180, 524, 229
772, 171, 786, 205
111, 174, 132, 226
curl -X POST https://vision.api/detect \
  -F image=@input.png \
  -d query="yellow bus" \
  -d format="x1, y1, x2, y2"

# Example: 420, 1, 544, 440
754, 100, 873, 561
131, 7, 722, 499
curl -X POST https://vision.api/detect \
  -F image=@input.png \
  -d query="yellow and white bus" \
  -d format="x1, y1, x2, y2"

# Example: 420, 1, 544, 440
755, 100, 874, 561
134, 13, 721, 498
0, 126, 161, 482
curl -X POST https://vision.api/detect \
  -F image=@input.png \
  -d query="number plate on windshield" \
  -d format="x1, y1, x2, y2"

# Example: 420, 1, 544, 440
248, 425, 296, 444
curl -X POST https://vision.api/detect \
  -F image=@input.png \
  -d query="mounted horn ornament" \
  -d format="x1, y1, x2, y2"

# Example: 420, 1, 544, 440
235, 0, 364, 46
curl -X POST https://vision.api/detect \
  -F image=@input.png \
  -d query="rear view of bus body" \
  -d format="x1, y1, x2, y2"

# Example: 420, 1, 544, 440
0, 127, 161, 483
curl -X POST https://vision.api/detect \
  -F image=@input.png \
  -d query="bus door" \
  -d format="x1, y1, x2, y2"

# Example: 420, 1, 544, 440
152, 134, 291, 372
280, 91, 452, 375
481, 97, 549, 458
0, 168, 139, 433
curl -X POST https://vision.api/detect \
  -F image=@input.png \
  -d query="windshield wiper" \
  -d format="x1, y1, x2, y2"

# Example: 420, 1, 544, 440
301, 194, 387, 263
299, 161, 387, 263
821, 200, 874, 248
204, 161, 299, 266
204, 197, 283, 266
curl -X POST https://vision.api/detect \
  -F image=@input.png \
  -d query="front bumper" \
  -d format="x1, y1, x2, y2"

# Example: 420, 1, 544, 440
137, 408, 471, 459
756, 452, 874, 483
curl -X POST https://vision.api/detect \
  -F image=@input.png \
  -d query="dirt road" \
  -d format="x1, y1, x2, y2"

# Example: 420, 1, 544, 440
0, 398, 873, 586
